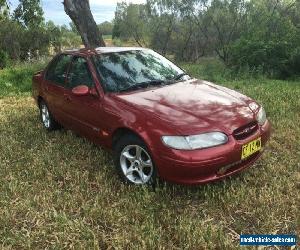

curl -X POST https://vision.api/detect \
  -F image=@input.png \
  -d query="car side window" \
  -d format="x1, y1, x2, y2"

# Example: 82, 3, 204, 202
68, 57, 94, 89
45, 54, 72, 86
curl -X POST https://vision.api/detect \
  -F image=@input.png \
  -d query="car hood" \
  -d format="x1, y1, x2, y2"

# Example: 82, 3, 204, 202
112, 79, 257, 135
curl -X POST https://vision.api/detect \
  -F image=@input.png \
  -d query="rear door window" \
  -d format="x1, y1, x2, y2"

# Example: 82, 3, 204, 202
45, 54, 72, 86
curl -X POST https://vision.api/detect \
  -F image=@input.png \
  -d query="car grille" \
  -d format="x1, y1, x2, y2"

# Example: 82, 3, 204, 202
233, 121, 259, 140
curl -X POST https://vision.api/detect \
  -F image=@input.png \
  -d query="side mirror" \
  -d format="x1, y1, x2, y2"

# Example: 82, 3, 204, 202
72, 85, 89, 96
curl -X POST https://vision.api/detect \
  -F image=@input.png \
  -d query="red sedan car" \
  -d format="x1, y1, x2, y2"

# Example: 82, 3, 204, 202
32, 47, 271, 185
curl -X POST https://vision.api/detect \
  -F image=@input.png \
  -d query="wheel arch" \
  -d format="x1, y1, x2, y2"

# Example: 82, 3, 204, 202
112, 127, 144, 149
37, 96, 44, 107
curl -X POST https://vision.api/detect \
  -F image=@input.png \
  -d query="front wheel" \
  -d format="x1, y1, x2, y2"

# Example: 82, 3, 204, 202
113, 135, 157, 185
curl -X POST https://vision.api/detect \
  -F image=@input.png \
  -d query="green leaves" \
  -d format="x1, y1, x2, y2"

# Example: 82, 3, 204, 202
13, 0, 44, 28
113, 0, 300, 78
228, 0, 300, 78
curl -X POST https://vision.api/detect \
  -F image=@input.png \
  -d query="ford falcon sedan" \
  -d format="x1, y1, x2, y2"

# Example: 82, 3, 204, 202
32, 47, 271, 185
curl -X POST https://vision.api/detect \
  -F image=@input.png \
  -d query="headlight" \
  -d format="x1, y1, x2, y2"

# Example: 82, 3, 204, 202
162, 132, 228, 150
257, 106, 267, 125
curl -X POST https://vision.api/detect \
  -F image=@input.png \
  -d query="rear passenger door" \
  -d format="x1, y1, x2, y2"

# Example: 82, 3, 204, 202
43, 54, 72, 124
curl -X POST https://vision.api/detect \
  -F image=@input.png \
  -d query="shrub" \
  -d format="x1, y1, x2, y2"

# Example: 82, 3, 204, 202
287, 48, 300, 78
229, 38, 300, 79
112, 38, 123, 47
0, 50, 9, 69
181, 58, 229, 83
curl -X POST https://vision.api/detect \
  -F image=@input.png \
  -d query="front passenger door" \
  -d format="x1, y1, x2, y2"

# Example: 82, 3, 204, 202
63, 56, 104, 142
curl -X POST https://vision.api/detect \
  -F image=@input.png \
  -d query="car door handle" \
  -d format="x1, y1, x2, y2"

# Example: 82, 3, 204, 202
63, 94, 71, 102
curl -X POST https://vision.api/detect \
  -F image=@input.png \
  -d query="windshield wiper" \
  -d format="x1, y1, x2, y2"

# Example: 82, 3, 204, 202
173, 73, 189, 81
119, 80, 167, 92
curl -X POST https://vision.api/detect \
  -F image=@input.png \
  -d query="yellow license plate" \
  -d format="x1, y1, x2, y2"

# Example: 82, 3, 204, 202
241, 137, 262, 160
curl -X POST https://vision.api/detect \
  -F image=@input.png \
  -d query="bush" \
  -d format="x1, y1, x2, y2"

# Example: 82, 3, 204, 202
287, 48, 300, 78
112, 38, 123, 47
229, 38, 300, 79
0, 50, 9, 69
181, 58, 229, 82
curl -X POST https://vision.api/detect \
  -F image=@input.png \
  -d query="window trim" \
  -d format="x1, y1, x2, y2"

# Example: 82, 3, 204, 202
66, 55, 96, 90
91, 55, 108, 94
44, 53, 73, 87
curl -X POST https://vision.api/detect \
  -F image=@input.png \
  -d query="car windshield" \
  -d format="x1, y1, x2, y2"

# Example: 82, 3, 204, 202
93, 49, 188, 93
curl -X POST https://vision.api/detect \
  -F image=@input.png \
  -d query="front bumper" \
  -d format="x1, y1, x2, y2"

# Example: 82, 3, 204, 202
152, 120, 271, 185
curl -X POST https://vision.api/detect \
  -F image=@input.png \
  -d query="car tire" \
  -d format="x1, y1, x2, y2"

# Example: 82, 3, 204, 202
39, 100, 60, 131
113, 134, 157, 185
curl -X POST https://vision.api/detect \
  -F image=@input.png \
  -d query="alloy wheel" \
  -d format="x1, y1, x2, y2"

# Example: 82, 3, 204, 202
120, 145, 154, 184
41, 103, 50, 128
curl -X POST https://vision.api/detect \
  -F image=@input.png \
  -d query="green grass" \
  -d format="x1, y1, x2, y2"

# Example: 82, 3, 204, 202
0, 61, 47, 97
0, 61, 299, 249
103, 34, 112, 40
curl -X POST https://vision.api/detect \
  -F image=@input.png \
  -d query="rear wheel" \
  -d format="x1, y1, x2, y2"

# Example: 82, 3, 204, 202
114, 134, 157, 185
39, 100, 60, 131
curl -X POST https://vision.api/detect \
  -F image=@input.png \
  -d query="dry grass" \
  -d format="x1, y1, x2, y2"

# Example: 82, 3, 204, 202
0, 64, 299, 249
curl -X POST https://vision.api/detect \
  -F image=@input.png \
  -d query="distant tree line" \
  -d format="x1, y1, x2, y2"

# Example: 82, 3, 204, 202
0, 0, 83, 68
1, 0, 299, 78
113, 0, 300, 78
0, 0, 115, 68
98, 21, 113, 36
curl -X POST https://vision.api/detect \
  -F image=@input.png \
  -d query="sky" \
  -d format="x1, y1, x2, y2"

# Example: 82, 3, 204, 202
8, 0, 146, 25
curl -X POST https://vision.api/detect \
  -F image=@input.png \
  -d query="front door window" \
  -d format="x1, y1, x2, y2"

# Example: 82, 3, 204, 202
68, 57, 94, 89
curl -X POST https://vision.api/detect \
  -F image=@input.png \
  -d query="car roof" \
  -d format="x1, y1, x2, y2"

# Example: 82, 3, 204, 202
63, 47, 147, 56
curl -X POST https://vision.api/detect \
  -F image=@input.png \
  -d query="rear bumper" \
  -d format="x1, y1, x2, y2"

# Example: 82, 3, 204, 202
153, 120, 271, 185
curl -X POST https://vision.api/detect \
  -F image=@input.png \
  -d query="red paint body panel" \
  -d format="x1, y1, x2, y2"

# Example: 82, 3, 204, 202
112, 79, 255, 135
32, 47, 271, 185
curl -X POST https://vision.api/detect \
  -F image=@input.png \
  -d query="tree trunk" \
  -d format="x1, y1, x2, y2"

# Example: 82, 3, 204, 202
63, 0, 105, 48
